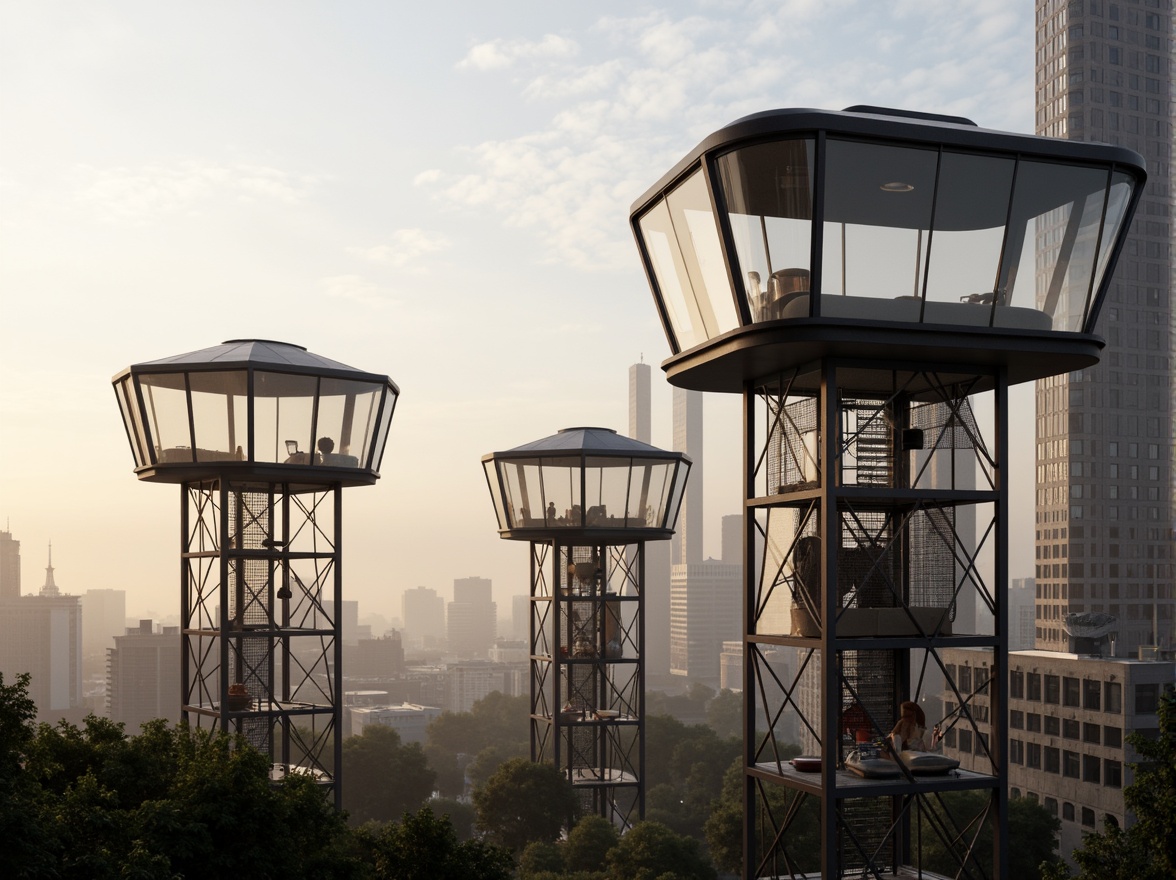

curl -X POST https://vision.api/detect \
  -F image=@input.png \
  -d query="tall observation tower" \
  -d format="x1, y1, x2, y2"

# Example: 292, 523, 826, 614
482, 427, 690, 828
630, 107, 1144, 878
113, 339, 398, 806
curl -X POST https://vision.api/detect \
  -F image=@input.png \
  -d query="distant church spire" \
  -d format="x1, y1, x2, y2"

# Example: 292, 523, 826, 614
40, 542, 60, 597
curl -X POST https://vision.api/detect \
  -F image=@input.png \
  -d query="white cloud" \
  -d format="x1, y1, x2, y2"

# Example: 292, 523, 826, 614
423, 1, 1036, 273
347, 228, 450, 270
71, 161, 318, 223
321, 274, 393, 308
457, 34, 579, 71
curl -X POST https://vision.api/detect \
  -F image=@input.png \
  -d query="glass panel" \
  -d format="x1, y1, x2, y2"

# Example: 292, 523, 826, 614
139, 373, 193, 463
189, 371, 247, 462
625, 461, 655, 527
116, 378, 146, 467
584, 456, 632, 527
716, 138, 815, 322
1090, 172, 1134, 326
665, 460, 690, 530
820, 139, 938, 322
502, 461, 543, 527
1004, 160, 1110, 332
923, 152, 1016, 327
315, 378, 381, 468
370, 388, 396, 471
538, 457, 582, 526
639, 199, 702, 351
252, 371, 318, 464
637, 461, 674, 528
665, 170, 740, 339
483, 460, 508, 530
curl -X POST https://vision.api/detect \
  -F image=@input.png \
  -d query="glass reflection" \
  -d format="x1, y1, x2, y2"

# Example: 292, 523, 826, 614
139, 374, 193, 463
717, 138, 814, 322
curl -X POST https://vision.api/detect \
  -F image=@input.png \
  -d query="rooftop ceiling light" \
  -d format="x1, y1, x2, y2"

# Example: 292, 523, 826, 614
630, 105, 1146, 393
112, 339, 398, 487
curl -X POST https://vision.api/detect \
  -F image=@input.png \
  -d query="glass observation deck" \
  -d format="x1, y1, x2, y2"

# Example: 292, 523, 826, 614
630, 106, 1147, 392
482, 427, 691, 542
112, 339, 398, 486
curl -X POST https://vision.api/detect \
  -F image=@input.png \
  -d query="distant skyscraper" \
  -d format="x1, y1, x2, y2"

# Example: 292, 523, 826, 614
0, 541, 82, 722
107, 620, 181, 732
1033, 0, 1174, 655
81, 588, 128, 679
1009, 577, 1038, 652
721, 513, 742, 565
448, 577, 497, 658
669, 560, 740, 687
402, 586, 446, 649
629, 360, 651, 443
672, 387, 703, 566
629, 359, 673, 679
0, 526, 19, 600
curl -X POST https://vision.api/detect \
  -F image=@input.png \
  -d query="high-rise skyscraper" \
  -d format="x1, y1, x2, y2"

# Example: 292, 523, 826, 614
448, 576, 497, 658
0, 541, 82, 722
402, 585, 446, 650
0, 526, 19, 600
628, 360, 674, 680
672, 387, 704, 566
1034, 0, 1174, 656
629, 360, 651, 443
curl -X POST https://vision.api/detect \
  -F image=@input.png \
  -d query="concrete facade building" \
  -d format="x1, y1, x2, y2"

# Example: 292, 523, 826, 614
1033, 0, 1175, 655
669, 559, 740, 687
938, 647, 1172, 861
0, 527, 19, 600
350, 702, 442, 743
447, 576, 496, 658
106, 620, 181, 733
0, 544, 83, 722
402, 585, 446, 650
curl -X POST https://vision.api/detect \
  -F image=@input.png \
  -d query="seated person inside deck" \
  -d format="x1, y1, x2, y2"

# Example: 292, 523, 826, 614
888, 700, 929, 752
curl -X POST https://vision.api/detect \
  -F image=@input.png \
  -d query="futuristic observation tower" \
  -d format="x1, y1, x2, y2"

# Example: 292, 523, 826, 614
113, 339, 398, 806
483, 427, 691, 827
630, 107, 1144, 878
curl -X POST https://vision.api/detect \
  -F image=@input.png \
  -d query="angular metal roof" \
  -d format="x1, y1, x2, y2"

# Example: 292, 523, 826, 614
495, 427, 687, 460
136, 339, 357, 372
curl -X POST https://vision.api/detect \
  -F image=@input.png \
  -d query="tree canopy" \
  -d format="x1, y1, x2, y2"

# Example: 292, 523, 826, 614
1044, 688, 1176, 880
472, 756, 581, 852
341, 724, 436, 825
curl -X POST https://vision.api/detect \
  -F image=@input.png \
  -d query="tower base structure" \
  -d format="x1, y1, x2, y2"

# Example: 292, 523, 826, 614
743, 360, 1007, 878
182, 479, 344, 805
530, 540, 645, 827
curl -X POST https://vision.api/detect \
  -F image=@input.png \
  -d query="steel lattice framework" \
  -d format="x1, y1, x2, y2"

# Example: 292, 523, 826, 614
744, 363, 1008, 878
181, 480, 344, 802
530, 541, 646, 827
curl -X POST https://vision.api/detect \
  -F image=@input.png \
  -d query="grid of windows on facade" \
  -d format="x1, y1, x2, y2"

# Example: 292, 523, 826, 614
1032, 0, 1175, 654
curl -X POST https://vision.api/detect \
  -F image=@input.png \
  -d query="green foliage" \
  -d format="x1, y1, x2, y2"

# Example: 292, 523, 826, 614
518, 839, 566, 878
564, 814, 620, 872
704, 755, 817, 875
428, 796, 477, 840
916, 789, 1060, 880
643, 713, 741, 840
341, 724, 436, 825
425, 691, 529, 796
606, 819, 717, 880
704, 688, 742, 740
472, 757, 581, 851
1046, 689, 1176, 880
355, 806, 514, 880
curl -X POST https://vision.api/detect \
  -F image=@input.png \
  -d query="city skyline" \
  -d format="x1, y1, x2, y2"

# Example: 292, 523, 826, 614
3, 2, 1050, 622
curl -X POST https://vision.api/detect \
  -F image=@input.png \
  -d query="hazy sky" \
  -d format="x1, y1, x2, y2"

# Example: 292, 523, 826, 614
0, 0, 1040, 621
